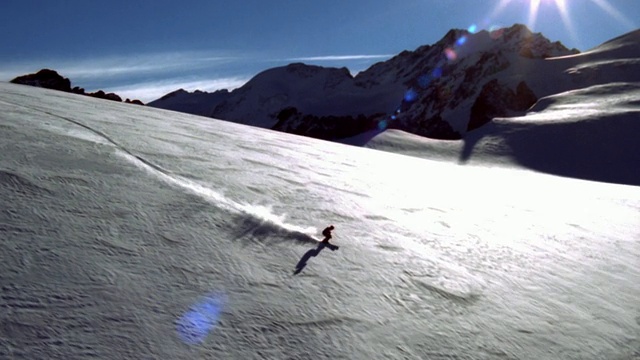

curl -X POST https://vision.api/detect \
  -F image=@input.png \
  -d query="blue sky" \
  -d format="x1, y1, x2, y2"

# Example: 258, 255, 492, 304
1, 0, 637, 102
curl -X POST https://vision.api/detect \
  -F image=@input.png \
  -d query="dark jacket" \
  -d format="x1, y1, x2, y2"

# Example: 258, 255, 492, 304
322, 227, 333, 238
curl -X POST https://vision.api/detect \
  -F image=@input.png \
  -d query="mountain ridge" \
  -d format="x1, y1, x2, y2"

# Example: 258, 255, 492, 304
9, 24, 640, 146
148, 23, 585, 140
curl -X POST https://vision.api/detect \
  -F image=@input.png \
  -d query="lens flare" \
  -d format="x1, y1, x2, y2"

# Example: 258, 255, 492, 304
176, 293, 225, 344
486, 0, 633, 51
528, 0, 541, 30
383, 0, 633, 136
404, 88, 418, 102
444, 48, 457, 61
589, 0, 636, 29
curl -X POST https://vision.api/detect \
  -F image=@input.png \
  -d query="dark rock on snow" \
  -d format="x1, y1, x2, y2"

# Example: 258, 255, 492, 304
11, 69, 144, 105
468, 80, 537, 131
11, 69, 72, 92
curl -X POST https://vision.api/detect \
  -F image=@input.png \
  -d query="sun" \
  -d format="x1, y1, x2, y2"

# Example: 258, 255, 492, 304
488, 0, 574, 40
488, 0, 570, 30
488, 0, 634, 50
526, 0, 570, 35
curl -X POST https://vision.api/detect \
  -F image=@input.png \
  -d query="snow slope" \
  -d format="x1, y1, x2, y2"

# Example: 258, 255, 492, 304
1, 83, 639, 359
352, 82, 640, 187
342, 28, 640, 186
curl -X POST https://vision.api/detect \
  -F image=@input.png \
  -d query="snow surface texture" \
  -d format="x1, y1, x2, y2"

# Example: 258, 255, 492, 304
1, 83, 640, 359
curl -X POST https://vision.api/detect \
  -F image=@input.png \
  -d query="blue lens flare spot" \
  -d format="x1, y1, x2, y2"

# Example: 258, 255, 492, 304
176, 293, 225, 344
404, 88, 418, 102
468, 24, 478, 33
456, 35, 467, 47
391, 115, 397, 120
378, 120, 388, 130
432, 67, 443, 79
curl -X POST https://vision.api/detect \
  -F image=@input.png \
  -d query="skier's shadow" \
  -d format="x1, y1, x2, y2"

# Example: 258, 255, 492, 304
293, 242, 338, 275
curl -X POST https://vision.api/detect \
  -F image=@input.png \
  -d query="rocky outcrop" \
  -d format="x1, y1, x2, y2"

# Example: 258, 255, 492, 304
87, 90, 122, 102
125, 98, 144, 105
10, 69, 144, 105
468, 80, 537, 131
11, 69, 72, 92
273, 107, 383, 140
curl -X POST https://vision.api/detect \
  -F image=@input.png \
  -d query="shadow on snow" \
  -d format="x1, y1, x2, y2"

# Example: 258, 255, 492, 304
293, 242, 338, 275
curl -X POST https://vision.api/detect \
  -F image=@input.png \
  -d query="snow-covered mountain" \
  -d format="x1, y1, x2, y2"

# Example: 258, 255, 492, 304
149, 62, 405, 132
148, 24, 596, 140
347, 81, 640, 187
2, 82, 640, 359
150, 88, 230, 117
341, 28, 640, 187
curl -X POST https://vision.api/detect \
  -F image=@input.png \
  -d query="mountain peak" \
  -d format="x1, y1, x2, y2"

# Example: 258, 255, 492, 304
498, 23, 577, 58
158, 88, 189, 101
149, 24, 634, 141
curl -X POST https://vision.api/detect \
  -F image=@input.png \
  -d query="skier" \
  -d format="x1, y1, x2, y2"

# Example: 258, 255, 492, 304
320, 225, 334, 243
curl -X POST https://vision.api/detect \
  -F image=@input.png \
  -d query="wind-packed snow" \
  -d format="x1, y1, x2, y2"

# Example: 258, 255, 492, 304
1, 83, 639, 359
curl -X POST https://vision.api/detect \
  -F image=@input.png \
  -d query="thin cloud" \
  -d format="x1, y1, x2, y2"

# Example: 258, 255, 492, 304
0, 50, 252, 103
106, 76, 249, 103
0, 51, 238, 81
71, 53, 237, 79
286, 54, 393, 62
588, 0, 636, 30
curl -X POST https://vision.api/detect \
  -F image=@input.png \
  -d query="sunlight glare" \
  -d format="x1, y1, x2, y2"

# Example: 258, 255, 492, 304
589, 0, 636, 30
488, 0, 512, 19
492, 0, 579, 47
551, 0, 580, 49
528, 0, 541, 30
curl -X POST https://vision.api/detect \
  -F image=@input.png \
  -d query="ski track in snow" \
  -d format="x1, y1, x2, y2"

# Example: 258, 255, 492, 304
1, 84, 640, 359
7, 95, 320, 241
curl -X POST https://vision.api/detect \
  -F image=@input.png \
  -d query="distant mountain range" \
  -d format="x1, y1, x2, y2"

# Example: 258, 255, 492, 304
148, 23, 590, 140
10, 24, 640, 143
